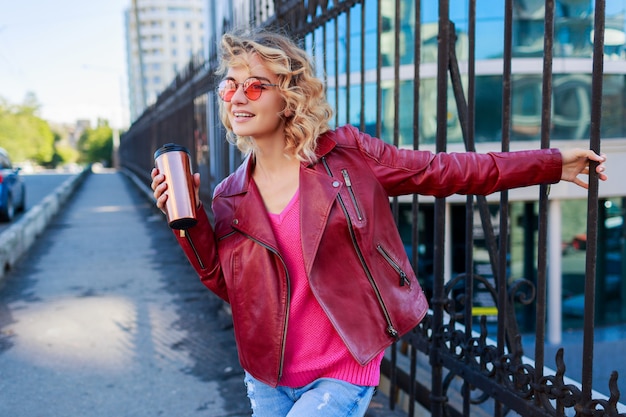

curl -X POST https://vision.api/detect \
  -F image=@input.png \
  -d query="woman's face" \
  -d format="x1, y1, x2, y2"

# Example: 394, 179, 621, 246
222, 53, 286, 144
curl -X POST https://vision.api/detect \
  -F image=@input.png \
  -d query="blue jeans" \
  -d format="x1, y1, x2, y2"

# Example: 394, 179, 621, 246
244, 372, 375, 417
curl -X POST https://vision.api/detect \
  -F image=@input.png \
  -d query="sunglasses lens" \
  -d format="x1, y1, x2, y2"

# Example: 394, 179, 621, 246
218, 78, 271, 102
243, 79, 263, 100
218, 80, 236, 102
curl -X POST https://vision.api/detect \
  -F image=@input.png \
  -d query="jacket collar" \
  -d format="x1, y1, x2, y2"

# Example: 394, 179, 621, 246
217, 155, 253, 198
313, 130, 337, 161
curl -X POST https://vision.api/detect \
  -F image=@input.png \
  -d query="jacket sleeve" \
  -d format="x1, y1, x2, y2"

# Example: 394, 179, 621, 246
348, 126, 563, 197
173, 205, 229, 302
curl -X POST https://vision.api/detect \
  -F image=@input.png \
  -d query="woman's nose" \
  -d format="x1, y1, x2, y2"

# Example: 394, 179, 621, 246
230, 84, 248, 104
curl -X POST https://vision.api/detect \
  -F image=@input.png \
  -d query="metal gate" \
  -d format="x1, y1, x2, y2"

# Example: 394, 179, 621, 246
119, 1, 624, 415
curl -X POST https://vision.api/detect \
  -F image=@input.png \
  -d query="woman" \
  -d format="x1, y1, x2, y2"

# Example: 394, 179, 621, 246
151, 29, 607, 417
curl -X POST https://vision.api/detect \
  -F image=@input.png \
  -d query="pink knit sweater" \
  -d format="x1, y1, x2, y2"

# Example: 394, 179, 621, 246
268, 189, 383, 388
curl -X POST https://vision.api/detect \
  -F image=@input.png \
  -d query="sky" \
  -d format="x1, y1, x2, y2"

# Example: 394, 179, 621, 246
0, 0, 130, 128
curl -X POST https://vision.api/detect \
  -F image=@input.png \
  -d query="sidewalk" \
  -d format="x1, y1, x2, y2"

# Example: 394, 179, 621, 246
0, 170, 249, 417
0, 169, 404, 417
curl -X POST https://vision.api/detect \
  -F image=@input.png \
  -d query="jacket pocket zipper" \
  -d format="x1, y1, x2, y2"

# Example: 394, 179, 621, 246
377, 245, 411, 287
322, 158, 398, 339
341, 169, 363, 221
233, 229, 291, 382
184, 232, 206, 269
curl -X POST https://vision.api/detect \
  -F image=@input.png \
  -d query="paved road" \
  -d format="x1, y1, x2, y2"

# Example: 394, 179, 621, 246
20, 172, 76, 209
0, 170, 249, 417
0, 172, 74, 233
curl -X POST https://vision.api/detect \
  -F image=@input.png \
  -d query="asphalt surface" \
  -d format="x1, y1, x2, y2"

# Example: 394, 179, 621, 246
0, 170, 249, 417
0, 172, 74, 234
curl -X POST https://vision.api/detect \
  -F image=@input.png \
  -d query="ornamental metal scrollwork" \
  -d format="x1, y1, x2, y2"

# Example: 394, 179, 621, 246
581, 372, 626, 417
499, 335, 536, 399
407, 274, 625, 416
535, 349, 582, 413
508, 277, 536, 306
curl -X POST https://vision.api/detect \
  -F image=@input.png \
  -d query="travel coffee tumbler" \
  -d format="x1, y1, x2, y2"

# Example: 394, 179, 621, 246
154, 143, 198, 229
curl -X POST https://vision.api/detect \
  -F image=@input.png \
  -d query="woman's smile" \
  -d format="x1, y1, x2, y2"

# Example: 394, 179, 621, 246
232, 110, 255, 120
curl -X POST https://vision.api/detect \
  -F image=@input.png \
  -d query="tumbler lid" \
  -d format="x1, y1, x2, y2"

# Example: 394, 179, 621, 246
154, 143, 190, 159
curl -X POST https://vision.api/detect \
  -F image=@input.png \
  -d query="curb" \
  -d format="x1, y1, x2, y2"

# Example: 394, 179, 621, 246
0, 167, 91, 285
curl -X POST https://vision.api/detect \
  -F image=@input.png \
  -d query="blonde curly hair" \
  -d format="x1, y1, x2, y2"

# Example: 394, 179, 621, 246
217, 29, 333, 164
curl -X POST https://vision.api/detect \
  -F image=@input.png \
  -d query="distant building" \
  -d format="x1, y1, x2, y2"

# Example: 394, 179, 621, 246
124, 0, 206, 122
70, 119, 92, 147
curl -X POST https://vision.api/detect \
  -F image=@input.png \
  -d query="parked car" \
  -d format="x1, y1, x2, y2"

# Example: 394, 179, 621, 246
0, 148, 26, 221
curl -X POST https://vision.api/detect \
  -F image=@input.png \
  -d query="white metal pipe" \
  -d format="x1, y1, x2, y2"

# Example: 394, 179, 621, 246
548, 199, 563, 345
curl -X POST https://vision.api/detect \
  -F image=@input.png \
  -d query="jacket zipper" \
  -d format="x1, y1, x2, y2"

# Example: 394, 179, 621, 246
233, 229, 291, 381
377, 245, 411, 287
341, 169, 363, 221
322, 158, 399, 339
183, 231, 206, 269
218, 230, 236, 242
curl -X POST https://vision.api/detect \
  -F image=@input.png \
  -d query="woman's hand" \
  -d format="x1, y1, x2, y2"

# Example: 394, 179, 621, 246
560, 148, 607, 189
150, 168, 202, 215
150, 168, 169, 214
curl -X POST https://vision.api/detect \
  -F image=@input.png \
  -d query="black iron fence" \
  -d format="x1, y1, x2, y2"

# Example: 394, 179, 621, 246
119, 0, 625, 415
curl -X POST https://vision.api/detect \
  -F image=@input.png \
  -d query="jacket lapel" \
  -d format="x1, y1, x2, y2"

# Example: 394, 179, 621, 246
223, 156, 278, 249
231, 179, 278, 250
299, 166, 341, 277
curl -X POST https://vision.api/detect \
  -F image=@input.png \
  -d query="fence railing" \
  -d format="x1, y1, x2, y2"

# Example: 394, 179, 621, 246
118, 1, 625, 415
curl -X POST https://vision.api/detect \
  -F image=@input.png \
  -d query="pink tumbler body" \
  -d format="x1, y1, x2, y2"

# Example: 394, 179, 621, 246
154, 144, 197, 229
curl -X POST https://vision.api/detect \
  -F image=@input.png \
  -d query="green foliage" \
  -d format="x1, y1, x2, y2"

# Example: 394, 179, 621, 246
77, 119, 113, 166
55, 143, 80, 165
0, 95, 115, 167
0, 94, 55, 164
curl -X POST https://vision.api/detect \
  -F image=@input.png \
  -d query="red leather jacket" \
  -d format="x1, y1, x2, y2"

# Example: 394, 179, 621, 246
175, 125, 562, 387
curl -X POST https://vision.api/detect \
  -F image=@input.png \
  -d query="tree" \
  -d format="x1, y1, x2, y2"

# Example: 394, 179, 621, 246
0, 94, 55, 164
20, 92, 42, 116
55, 145, 80, 164
77, 120, 113, 166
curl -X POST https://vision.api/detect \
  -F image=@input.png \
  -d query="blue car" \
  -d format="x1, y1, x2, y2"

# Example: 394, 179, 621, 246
0, 148, 26, 222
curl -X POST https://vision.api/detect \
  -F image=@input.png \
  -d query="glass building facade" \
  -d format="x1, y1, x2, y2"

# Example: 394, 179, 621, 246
306, 0, 626, 146
302, 0, 626, 328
